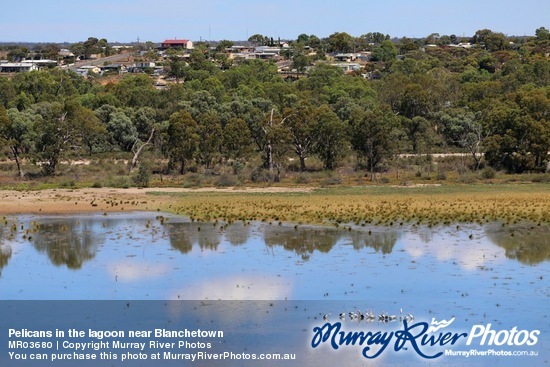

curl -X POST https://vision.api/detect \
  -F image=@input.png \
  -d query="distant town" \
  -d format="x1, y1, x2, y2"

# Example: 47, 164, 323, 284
0, 28, 548, 186
0, 29, 540, 82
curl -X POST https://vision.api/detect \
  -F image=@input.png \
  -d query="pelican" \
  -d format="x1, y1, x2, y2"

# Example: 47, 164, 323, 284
365, 310, 375, 321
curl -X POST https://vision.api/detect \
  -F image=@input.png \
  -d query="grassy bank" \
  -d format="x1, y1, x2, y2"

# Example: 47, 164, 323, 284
146, 184, 550, 226
1, 180, 549, 227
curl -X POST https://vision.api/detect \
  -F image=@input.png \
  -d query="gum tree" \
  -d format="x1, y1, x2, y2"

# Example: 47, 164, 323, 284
0, 107, 35, 177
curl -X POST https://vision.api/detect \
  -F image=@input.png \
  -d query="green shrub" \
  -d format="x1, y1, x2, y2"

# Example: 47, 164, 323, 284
322, 176, 343, 185
60, 180, 76, 188
531, 174, 550, 183
215, 173, 237, 187
458, 174, 477, 184
250, 167, 272, 183
295, 174, 311, 184
480, 167, 496, 179
232, 160, 245, 175
182, 173, 203, 188
110, 177, 131, 188
133, 165, 150, 188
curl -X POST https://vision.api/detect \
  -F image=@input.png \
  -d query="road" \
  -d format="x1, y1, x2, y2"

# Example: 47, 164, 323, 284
65, 52, 132, 71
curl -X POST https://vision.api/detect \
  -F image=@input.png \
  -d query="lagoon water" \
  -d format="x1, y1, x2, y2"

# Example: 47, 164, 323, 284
0, 212, 548, 366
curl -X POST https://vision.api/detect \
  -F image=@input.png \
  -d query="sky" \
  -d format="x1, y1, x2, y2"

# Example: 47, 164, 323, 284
1, 0, 549, 43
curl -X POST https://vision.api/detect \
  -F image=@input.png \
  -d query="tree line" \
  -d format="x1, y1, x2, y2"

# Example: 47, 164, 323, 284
0, 28, 549, 182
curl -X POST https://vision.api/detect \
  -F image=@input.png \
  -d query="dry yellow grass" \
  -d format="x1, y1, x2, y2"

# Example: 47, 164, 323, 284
148, 184, 550, 226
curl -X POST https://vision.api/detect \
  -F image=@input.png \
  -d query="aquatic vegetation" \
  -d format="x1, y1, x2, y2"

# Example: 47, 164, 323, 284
147, 185, 550, 227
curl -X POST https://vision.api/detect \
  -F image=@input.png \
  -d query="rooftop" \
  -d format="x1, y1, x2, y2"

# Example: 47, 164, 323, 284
162, 39, 190, 44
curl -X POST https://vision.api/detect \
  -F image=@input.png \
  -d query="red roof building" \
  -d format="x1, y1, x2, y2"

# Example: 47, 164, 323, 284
161, 39, 193, 49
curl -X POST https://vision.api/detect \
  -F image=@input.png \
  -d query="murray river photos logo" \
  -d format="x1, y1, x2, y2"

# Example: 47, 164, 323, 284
311, 314, 540, 360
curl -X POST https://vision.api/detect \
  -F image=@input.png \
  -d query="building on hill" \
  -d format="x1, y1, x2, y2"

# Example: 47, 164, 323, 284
161, 39, 193, 50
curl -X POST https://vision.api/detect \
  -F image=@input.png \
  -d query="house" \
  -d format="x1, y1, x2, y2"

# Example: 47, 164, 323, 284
0, 62, 39, 73
332, 63, 362, 73
253, 52, 278, 60
111, 45, 131, 51
357, 51, 373, 61
448, 42, 472, 49
59, 49, 75, 58
134, 61, 156, 69
227, 52, 256, 61
24, 60, 58, 68
254, 46, 281, 55
75, 65, 101, 76
100, 64, 127, 74
253, 46, 281, 60
161, 39, 193, 50
230, 45, 255, 53
334, 53, 357, 62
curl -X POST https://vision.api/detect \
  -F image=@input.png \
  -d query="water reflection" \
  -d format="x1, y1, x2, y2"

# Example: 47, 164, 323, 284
1, 215, 546, 271
0, 213, 547, 366
164, 222, 221, 253
0, 222, 13, 275
0, 245, 11, 276
31, 220, 103, 269
345, 230, 399, 253
108, 261, 170, 282
263, 226, 400, 260
485, 223, 550, 265
264, 226, 339, 260
223, 223, 250, 246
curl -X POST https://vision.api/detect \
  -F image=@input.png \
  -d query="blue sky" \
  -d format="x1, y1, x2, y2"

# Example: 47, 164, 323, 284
1, 0, 549, 43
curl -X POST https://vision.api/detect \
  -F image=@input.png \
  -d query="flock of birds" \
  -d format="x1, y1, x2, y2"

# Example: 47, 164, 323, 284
323, 308, 414, 323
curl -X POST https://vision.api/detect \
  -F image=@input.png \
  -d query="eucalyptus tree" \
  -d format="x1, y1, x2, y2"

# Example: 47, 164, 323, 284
312, 105, 347, 170
434, 108, 488, 171
105, 110, 138, 152
0, 107, 36, 177
350, 107, 398, 180
129, 107, 158, 172
167, 55, 187, 84
483, 88, 549, 173
196, 112, 223, 169
32, 101, 87, 175
326, 32, 354, 53
372, 40, 398, 63
0, 78, 16, 108
222, 117, 253, 162
75, 106, 107, 157
284, 103, 318, 172
165, 111, 199, 174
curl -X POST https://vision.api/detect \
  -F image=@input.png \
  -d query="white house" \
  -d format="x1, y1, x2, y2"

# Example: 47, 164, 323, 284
0, 62, 39, 73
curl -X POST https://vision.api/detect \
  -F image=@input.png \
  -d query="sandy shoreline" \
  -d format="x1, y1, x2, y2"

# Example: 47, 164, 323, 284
0, 187, 313, 215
